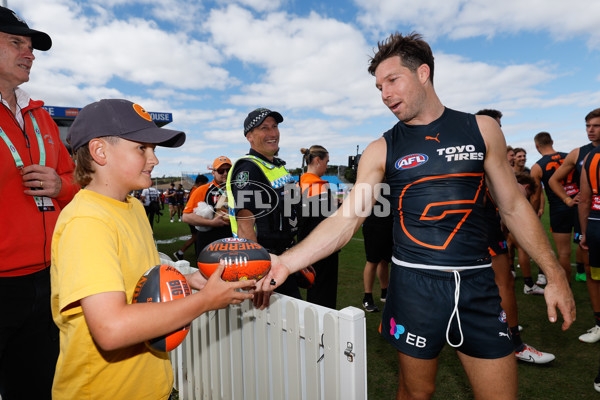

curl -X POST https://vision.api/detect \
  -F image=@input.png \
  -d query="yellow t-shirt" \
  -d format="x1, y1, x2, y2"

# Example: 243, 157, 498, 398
51, 189, 172, 400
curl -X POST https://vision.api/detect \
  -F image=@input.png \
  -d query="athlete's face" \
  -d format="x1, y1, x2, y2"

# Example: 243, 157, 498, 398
507, 150, 515, 166
514, 151, 526, 168
586, 117, 600, 143
375, 56, 428, 124
247, 116, 280, 159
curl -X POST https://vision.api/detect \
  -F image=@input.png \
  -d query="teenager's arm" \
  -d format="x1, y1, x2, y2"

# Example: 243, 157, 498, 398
80, 263, 254, 351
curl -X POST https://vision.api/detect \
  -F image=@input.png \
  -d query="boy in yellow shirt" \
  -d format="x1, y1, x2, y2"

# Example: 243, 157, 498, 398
51, 99, 255, 399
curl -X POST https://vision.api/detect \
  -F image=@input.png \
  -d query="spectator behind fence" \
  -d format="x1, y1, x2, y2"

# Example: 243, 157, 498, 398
140, 179, 161, 229
298, 145, 339, 309
181, 157, 232, 260
174, 174, 209, 260
0, 7, 79, 399
51, 99, 255, 399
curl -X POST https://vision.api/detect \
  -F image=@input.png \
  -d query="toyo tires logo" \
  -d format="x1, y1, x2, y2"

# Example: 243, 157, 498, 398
395, 154, 429, 170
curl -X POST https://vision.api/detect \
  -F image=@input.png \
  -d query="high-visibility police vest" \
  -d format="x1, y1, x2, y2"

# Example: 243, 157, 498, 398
226, 155, 297, 252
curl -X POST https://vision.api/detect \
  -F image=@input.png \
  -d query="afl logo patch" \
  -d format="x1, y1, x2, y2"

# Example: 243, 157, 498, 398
498, 310, 507, 323
222, 238, 246, 243
395, 154, 429, 170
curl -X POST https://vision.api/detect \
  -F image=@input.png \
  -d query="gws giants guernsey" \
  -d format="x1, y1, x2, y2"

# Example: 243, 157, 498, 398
384, 108, 490, 268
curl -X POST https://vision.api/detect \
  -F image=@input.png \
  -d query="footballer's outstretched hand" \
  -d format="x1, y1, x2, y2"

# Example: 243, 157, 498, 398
252, 254, 293, 309
259, 254, 293, 292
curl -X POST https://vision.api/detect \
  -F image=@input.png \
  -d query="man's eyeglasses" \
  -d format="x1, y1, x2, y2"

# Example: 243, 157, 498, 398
216, 168, 230, 175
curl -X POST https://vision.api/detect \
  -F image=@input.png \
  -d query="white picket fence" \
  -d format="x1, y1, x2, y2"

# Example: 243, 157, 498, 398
170, 293, 367, 400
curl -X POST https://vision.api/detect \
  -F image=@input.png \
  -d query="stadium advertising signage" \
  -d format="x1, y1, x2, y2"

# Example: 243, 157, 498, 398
43, 106, 173, 124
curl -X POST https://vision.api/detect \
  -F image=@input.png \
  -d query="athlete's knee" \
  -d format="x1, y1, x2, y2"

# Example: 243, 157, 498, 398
397, 381, 435, 400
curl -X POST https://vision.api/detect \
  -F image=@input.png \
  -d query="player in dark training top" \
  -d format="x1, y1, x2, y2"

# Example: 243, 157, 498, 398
531, 132, 575, 284
259, 32, 575, 399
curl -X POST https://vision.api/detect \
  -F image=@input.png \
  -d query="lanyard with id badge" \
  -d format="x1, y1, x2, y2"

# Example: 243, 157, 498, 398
0, 111, 55, 212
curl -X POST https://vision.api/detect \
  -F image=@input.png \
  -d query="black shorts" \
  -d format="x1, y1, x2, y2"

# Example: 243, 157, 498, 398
381, 265, 513, 360
549, 208, 575, 234
363, 221, 393, 263
573, 205, 582, 243
488, 223, 508, 256
587, 218, 600, 268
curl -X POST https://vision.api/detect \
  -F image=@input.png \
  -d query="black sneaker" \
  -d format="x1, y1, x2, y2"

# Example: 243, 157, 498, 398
362, 299, 379, 312
173, 251, 184, 261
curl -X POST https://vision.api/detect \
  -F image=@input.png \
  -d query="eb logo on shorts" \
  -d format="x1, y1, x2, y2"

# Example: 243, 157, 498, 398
390, 317, 427, 348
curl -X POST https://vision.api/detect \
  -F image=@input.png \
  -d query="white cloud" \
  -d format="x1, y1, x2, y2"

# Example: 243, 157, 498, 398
205, 5, 381, 118
354, 0, 600, 49
216, 0, 284, 13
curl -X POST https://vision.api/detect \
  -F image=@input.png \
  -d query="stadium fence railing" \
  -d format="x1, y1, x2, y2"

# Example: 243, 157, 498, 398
170, 294, 367, 399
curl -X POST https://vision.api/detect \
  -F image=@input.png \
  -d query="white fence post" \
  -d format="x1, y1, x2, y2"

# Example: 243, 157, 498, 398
171, 294, 366, 400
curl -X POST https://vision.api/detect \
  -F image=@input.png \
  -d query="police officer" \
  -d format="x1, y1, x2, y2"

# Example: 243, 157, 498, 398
226, 108, 300, 298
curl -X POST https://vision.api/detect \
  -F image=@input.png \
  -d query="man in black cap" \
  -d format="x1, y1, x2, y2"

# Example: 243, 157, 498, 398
226, 108, 301, 300
0, 6, 78, 400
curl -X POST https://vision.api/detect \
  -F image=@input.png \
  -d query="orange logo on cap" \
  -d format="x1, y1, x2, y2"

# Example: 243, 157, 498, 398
133, 103, 152, 122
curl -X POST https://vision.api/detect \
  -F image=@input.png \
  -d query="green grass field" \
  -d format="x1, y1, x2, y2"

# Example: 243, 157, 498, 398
153, 205, 598, 399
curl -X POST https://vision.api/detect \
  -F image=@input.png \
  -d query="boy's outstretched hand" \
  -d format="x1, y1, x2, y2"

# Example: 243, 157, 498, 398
199, 261, 255, 310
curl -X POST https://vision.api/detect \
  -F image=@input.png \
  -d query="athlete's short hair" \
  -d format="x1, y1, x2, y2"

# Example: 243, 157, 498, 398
534, 132, 553, 147
585, 108, 600, 122
516, 172, 537, 197
475, 109, 503, 120
506, 145, 514, 154
513, 147, 526, 156
368, 32, 435, 84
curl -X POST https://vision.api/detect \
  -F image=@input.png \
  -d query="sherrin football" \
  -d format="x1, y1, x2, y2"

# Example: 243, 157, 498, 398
197, 237, 271, 282
132, 264, 192, 352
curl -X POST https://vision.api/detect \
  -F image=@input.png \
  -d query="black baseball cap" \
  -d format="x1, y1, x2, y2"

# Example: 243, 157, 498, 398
67, 99, 186, 151
0, 7, 52, 51
243, 108, 283, 136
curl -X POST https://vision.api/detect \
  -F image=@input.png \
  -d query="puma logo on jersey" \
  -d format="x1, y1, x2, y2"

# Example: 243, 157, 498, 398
425, 133, 440, 143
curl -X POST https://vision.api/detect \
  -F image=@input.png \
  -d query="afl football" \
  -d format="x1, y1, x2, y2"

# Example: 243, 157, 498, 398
132, 264, 192, 352
197, 237, 271, 282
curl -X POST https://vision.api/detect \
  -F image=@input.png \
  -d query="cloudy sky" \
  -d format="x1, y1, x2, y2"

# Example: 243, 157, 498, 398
13, 0, 600, 177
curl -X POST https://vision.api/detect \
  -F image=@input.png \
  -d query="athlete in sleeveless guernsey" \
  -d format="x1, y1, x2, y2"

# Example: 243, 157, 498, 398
258, 32, 575, 400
